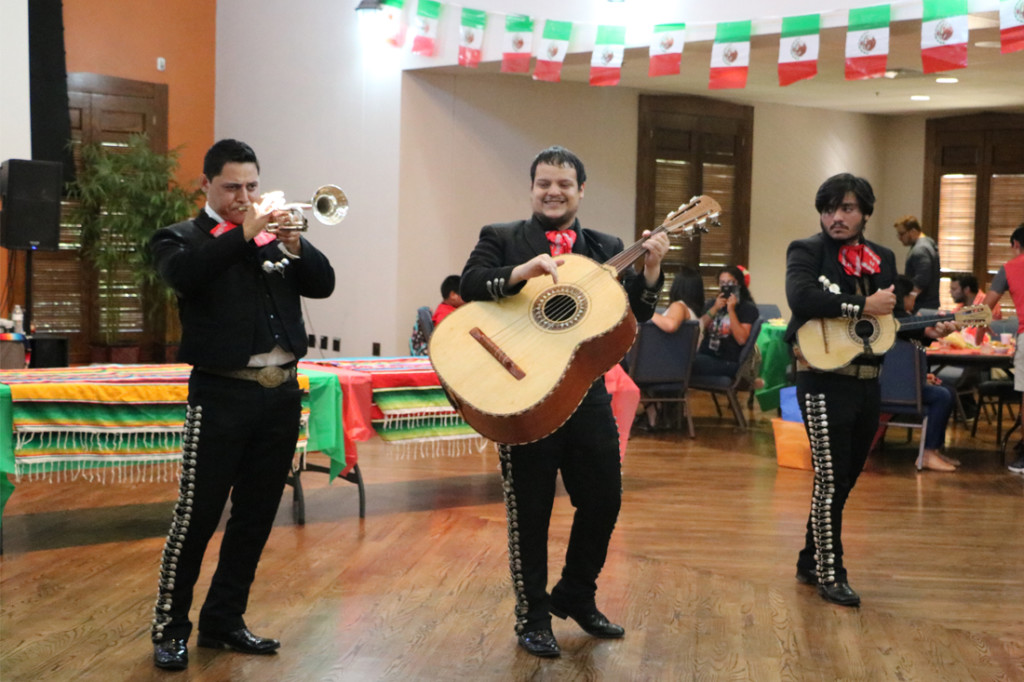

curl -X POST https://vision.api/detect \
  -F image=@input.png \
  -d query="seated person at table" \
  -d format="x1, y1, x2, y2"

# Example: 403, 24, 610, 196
892, 275, 959, 472
693, 265, 759, 378
950, 272, 1001, 344
638, 265, 705, 429
432, 274, 464, 326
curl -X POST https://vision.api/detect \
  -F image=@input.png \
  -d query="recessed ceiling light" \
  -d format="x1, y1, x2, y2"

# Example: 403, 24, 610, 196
911, 95, 931, 101
935, 77, 959, 84
973, 41, 1002, 48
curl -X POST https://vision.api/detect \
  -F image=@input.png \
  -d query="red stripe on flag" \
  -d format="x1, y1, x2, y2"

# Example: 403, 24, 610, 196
779, 61, 817, 86
589, 66, 620, 87
412, 35, 435, 56
649, 53, 681, 77
845, 54, 887, 80
921, 44, 967, 73
501, 54, 531, 73
709, 66, 747, 90
459, 46, 481, 68
1003, 25, 1024, 54
533, 60, 563, 82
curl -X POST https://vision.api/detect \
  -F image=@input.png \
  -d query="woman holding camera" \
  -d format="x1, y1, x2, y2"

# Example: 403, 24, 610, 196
693, 265, 759, 378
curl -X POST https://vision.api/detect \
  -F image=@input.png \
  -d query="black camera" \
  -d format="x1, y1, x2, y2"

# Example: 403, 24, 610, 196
720, 283, 737, 297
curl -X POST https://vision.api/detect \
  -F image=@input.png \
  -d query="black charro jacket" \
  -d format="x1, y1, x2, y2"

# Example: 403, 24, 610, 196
150, 212, 335, 369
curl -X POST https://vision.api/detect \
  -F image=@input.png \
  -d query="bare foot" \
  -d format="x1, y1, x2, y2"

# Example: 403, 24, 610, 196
918, 449, 956, 472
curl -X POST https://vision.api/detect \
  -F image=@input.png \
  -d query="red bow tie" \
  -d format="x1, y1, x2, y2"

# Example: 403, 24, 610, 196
838, 243, 881, 277
211, 221, 277, 246
545, 229, 577, 256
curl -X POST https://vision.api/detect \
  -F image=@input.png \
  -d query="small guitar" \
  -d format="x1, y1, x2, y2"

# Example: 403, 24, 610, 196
429, 195, 721, 444
795, 305, 992, 371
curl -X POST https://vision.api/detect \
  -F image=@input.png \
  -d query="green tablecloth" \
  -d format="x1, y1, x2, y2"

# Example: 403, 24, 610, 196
754, 322, 791, 412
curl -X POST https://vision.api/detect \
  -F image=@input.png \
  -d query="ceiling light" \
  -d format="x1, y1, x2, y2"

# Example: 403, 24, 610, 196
935, 77, 959, 84
910, 95, 931, 101
973, 41, 1002, 48
355, 0, 382, 10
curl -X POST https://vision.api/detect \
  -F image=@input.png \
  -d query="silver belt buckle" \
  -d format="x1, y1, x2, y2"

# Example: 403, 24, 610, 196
256, 366, 287, 388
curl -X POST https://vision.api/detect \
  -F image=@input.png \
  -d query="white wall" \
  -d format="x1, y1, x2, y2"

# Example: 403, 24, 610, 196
215, 0, 933, 355
0, 0, 31, 161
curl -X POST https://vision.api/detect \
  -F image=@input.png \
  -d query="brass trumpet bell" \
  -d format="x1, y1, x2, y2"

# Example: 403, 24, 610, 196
263, 184, 349, 232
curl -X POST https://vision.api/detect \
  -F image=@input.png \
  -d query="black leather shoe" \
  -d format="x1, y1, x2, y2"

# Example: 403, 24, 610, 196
153, 638, 188, 670
517, 628, 561, 658
817, 581, 861, 607
795, 566, 818, 586
550, 602, 625, 639
197, 627, 280, 654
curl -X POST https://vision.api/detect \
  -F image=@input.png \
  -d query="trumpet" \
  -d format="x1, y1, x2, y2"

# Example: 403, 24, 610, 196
256, 184, 349, 232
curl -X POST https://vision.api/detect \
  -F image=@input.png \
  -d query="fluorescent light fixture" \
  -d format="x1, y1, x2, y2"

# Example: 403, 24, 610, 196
356, 0, 382, 10
935, 77, 959, 84
910, 95, 931, 101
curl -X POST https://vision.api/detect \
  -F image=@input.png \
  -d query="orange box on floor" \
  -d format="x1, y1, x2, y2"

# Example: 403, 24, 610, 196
771, 417, 812, 470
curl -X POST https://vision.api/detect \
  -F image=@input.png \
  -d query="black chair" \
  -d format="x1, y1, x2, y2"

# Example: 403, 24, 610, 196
755, 303, 782, 320
877, 339, 929, 468
626, 320, 701, 438
971, 378, 1020, 444
689, 317, 764, 429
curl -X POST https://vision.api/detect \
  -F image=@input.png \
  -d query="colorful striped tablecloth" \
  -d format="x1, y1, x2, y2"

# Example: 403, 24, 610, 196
0, 364, 345, 518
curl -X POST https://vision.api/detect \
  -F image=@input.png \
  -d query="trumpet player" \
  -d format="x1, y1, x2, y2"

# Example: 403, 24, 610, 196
148, 139, 335, 670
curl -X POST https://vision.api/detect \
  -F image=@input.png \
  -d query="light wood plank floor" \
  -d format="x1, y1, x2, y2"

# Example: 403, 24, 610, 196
2, 396, 1022, 681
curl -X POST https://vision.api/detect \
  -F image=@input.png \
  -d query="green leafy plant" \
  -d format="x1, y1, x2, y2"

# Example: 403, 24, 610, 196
68, 134, 201, 345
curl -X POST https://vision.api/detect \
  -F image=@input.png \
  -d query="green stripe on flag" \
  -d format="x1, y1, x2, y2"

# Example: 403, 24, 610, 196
596, 25, 625, 45
382, 0, 403, 8
655, 23, 686, 33
461, 8, 486, 29
542, 19, 572, 42
506, 14, 533, 33
417, 0, 440, 20
716, 20, 751, 43
923, 0, 967, 22
782, 14, 820, 37
849, 4, 890, 32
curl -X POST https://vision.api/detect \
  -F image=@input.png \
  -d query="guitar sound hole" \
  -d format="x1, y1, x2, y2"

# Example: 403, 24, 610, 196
544, 295, 577, 322
854, 319, 875, 340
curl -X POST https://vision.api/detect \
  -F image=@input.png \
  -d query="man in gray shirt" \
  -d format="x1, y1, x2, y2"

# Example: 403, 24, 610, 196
894, 215, 941, 312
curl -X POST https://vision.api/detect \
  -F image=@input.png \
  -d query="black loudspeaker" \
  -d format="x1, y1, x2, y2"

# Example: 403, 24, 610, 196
0, 159, 63, 251
29, 335, 69, 368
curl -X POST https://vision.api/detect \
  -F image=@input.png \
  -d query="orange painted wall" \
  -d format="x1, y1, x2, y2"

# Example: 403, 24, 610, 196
62, 0, 216, 186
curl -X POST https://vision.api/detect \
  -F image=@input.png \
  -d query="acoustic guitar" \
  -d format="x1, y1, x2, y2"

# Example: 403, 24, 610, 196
795, 305, 992, 371
429, 195, 722, 445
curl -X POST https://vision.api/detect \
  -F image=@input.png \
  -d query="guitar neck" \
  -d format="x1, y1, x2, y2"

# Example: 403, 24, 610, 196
897, 312, 960, 331
605, 224, 671, 275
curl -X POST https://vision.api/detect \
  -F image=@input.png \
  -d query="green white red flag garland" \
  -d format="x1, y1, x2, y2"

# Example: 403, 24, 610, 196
533, 20, 572, 83
1001, 0, 1024, 53
845, 5, 890, 80
501, 14, 533, 73
458, 8, 487, 68
649, 23, 686, 77
590, 25, 626, 86
921, 0, 969, 73
709, 21, 751, 90
411, 0, 442, 57
778, 14, 820, 86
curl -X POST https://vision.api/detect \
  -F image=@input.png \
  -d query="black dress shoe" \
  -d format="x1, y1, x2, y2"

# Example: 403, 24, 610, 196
197, 627, 280, 654
817, 581, 861, 607
153, 638, 188, 670
550, 602, 625, 639
795, 566, 818, 586
517, 628, 561, 658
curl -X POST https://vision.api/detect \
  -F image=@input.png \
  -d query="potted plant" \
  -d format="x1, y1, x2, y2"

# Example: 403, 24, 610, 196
68, 134, 201, 362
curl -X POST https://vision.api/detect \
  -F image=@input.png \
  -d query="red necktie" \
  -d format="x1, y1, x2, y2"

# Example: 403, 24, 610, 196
211, 221, 276, 246
838, 243, 881, 277
545, 229, 577, 256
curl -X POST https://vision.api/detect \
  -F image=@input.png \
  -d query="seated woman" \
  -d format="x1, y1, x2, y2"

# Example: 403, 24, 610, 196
893, 275, 959, 472
638, 266, 706, 430
692, 265, 759, 378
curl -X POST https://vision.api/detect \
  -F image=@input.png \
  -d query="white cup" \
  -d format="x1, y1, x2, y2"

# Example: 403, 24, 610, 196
1000, 333, 1013, 345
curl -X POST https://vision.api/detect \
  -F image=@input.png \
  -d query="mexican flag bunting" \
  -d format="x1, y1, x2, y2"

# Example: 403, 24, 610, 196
709, 21, 751, 90
590, 25, 626, 86
382, 0, 406, 47
458, 8, 488, 68
921, 0, 968, 73
411, 0, 442, 57
649, 23, 686, 77
778, 14, 820, 86
533, 20, 572, 83
845, 4, 890, 80
1001, 0, 1024, 53
501, 15, 534, 73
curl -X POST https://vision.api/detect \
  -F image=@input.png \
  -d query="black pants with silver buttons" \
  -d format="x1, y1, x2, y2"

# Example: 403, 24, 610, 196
795, 371, 880, 585
151, 370, 302, 643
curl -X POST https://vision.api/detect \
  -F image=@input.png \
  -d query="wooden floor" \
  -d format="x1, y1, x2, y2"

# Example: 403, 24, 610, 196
2, 395, 1023, 681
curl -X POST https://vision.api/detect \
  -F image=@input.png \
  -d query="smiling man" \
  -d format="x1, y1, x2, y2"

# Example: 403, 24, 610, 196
458, 146, 670, 658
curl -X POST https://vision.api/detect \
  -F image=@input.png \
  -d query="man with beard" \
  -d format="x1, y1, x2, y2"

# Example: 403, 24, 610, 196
894, 215, 941, 312
784, 173, 952, 607
459, 146, 670, 657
